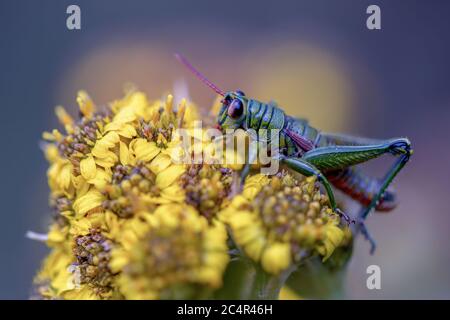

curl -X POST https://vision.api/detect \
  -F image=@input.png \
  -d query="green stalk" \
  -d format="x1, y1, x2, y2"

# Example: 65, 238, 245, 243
286, 251, 352, 299
213, 258, 256, 299
213, 258, 296, 300
215, 232, 297, 300
248, 264, 297, 300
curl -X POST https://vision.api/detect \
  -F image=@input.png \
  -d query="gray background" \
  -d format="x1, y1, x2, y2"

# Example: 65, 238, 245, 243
1, 0, 450, 299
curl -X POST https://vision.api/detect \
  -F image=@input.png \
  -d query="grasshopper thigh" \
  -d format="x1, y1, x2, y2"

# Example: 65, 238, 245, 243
302, 138, 411, 171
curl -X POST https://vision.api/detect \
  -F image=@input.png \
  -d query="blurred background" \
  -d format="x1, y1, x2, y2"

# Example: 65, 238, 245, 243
1, 0, 450, 299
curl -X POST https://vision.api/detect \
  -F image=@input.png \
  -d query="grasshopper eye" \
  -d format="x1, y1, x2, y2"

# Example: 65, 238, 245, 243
236, 90, 245, 96
227, 99, 244, 119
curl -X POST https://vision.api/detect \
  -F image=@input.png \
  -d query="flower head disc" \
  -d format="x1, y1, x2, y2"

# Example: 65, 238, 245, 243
110, 204, 229, 299
221, 172, 348, 274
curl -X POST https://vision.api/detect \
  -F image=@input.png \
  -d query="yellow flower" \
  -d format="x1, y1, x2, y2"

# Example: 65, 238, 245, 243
35, 88, 227, 299
34, 85, 354, 300
62, 286, 100, 300
33, 235, 73, 299
220, 172, 347, 274
79, 155, 97, 180
110, 204, 229, 299
261, 242, 291, 274
45, 146, 75, 197
91, 131, 120, 168
77, 90, 95, 118
180, 164, 233, 221
129, 138, 159, 162
279, 286, 302, 300
55, 105, 74, 134
68, 228, 116, 299
72, 189, 104, 217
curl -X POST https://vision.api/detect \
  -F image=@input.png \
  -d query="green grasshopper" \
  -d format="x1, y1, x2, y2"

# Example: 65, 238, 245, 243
175, 54, 412, 253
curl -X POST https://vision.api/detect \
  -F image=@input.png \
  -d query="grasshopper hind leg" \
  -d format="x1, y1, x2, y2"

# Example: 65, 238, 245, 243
359, 138, 412, 220
326, 167, 398, 212
359, 222, 377, 254
302, 137, 412, 254
358, 138, 412, 254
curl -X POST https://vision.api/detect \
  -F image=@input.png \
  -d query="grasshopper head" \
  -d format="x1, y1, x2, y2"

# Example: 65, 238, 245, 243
216, 90, 248, 130
173, 54, 248, 130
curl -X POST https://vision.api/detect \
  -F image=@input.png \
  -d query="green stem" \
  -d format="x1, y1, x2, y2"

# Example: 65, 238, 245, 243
213, 258, 296, 300
287, 256, 349, 299
216, 232, 296, 300
212, 258, 256, 299
248, 264, 296, 300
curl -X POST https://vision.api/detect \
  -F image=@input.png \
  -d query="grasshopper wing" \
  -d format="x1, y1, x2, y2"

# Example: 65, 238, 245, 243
284, 129, 315, 152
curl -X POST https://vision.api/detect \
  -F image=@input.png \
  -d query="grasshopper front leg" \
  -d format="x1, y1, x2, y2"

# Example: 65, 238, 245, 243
280, 156, 353, 224
230, 140, 258, 197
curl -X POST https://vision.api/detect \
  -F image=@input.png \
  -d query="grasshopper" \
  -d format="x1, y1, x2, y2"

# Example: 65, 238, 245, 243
175, 54, 412, 253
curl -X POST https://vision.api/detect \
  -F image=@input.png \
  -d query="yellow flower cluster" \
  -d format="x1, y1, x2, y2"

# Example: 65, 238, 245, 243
34, 88, 351, 300
35, 90, 230, 299
220, 172, 349, 275
110, 204, 228, 299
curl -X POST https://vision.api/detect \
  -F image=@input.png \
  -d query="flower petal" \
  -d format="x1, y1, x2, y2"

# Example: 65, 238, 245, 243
119, 141, 130, 165
261, 243, 292, 274
72, 189, 104, 217
156, 164, 185, 189
80, 155, 97, 180
130, 138, 160, 162
76, 90, 95, 118
92, 132, 120, 158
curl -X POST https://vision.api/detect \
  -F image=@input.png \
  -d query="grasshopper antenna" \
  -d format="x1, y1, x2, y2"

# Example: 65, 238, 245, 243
174, 53, 225, 96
